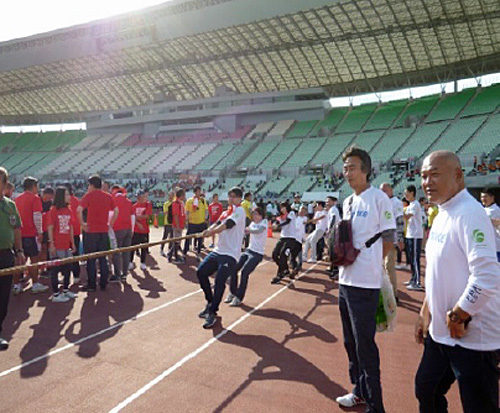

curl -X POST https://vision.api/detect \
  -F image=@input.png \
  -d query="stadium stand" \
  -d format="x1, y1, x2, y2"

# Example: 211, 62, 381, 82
249, 122, 275, 138
309, 108, 348, 137
258, 176, 294, 197
336, 104, 377, 133
215, 142, 254, 171
240, 140, 279, 169
395, 95, 440, 127
364, 100, 407, 131
394, 122, 449, 160
266, 120, 295, 139
428, 116, 487, 154
425, 89, 475, 122
286, 120, 318, 139
286, 175, 316, 195
259, 139, 302, 170
461, 84, 500, 116
312, 134, 355, 166
459, 113, 500, 156
283, 137, 327, 168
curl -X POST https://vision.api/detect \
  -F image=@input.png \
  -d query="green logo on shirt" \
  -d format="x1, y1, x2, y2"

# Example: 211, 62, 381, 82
384, 211, 392, 220
472, 229, 484, 243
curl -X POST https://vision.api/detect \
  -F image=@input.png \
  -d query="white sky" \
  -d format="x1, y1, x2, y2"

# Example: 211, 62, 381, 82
0, 0, 171, 42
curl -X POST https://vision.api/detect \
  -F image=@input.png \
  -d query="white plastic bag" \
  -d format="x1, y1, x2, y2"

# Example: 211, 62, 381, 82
376, 269, 397, 332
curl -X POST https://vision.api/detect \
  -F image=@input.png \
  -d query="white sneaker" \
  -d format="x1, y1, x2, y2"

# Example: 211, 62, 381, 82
224, 293, 235, 303
31, 283, 49, 294
128, 262, 135, 270
52, 293, 70, 303
63, 290, 77, 299
307, 258, 317, 263
230, 297, 242, 307
12, 284, 22, 295
335, 393, 365, 408
140, 263, 147, 270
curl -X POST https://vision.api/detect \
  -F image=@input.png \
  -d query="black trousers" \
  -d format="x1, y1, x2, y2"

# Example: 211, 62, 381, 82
84, 232, 110, 289
131, 233, 149, 264
406, 238, 422, 285
0, 249, 14, 336
272, 237, 302, 275
160, 225, 173, 252
415, 336, 499, 413
243, 217, 251, 248
72, 235, 81, 278
183, 223, 205, 255
339, 284, 385, 413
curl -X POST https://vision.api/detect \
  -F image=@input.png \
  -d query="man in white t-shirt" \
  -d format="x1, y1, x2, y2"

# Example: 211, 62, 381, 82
404, 184, 424, 291
480, 187, 500, 262
335, 147, 396, 412
302, 201, 327, 263
325, 196, 341, 277
197, 187, 246, 329
293, 205, 309, 273
380, 183, 403, 300
415, 151, 499, 413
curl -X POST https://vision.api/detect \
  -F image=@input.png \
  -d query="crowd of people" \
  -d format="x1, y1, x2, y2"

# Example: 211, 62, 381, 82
0, 145, 498, 412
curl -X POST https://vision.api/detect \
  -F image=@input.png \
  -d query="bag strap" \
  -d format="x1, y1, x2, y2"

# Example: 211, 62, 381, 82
348, 195, 382, 249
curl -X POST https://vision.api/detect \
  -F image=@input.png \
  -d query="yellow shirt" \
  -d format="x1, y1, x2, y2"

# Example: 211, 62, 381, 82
163, 200, 173, 225
241, 199, 252, 220
185, 197, 207, 224
427, 205, 439, 228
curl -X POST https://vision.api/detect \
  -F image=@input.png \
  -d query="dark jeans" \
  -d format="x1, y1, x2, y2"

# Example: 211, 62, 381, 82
231, 249, 263, 300
415, 336, 499, 413
244, 217, 251, 248
183, 223, 205, 255
84, 232, 110, 289
160, 225, 173, 253
72, 235, 81, 278
50, 249, 72, 293
317, 237, 325, 260
406, 238, 422, 285
339, 284, 385, 413
131, 233, 149, 264
272, 237, 301, 275
0, 249, 14, 336
197, 252, 236, 314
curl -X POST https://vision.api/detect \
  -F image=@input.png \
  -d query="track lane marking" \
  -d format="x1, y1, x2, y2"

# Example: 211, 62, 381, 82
109, 264, 318, 413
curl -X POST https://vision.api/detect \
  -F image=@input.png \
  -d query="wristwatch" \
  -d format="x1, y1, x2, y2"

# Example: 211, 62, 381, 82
447, 310, 472, 325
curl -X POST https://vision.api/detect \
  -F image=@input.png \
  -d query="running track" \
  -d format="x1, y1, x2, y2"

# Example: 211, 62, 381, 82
0, 228, 461, 412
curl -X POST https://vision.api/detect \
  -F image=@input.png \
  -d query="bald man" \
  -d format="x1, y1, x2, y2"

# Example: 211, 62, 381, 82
415, 151, 499, 413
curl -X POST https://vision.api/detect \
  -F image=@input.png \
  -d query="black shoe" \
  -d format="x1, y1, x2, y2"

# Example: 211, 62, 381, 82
109, 275, 121, 283
81, 285, 96, 292
0, 337, 9, 351
198, 303, 212, 319
271, 275, 283, 284
203, 312, 217, 329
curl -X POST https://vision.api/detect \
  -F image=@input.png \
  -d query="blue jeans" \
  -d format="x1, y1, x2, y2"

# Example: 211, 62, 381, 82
84, 232, 110, 289
406, 238, 422, 285
415, 336, 498, 413
232, 249, 263, 300
339, 284, 385, 413
197, 252, 236, 313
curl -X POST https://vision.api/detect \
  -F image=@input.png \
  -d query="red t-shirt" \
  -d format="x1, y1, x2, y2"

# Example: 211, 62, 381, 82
15, 191, 43, 237
80, 190, 115, 233
132, 201, 153, 234
47, 206, 73, 250
113, 194, 133, 231
69, 195, 81, 236
171, 200, 186, 229
208, 202, 223, 222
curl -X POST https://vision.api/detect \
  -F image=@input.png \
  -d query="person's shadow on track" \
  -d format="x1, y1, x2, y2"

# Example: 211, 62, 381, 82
130, 268, 166, 299
19, 295, 75, 378
64, 282, 143, 358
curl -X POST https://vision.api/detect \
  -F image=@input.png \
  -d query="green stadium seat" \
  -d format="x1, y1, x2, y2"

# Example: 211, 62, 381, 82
312, 134, 355, 165
286, 175, 316, 195
426, 89, 475, 122
459, 113, 500, 155
240, 140, 279, 169
429, 116, 487, 154
461, 84, 500, 117
336, 104, 377, 133
364, 100, 407, 130
309, 108, 348, 136
370, 128, 413, 163
260, 139, 302, 170
286, 120, 318, 138
395, 122, 449, 160
215, 142, 254, 171
284, 137, 326, 168
258, 176, 294, 197
195, 143, 234, 170
396, 95, 440, 127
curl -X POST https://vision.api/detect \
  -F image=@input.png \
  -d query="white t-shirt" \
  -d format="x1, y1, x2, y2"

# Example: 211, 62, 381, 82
327, 205, 341, 231
307, 203, 314, 214
425, 189, 500, 351
405, 200, 423, 239
339, 186, 396, 289
314, 210, 328, 233
390, 197, 404, 218
279, 211, 297, 239
294, 215, 308, 243
484, 203, 500, 252
248, 219, 268, 255
214, 205, 246, 261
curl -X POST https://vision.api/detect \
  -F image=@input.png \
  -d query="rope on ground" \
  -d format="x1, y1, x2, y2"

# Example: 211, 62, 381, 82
0, 233, 202, 277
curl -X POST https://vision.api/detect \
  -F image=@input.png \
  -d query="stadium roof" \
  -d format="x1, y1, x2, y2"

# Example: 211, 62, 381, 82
0, 0, 499, 125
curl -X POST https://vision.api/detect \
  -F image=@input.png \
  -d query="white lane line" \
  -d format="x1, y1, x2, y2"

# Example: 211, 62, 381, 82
109, 264, 318, 413
0, 260, 269, 379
